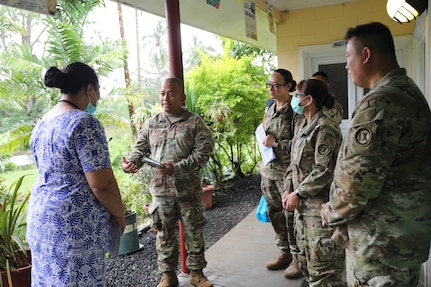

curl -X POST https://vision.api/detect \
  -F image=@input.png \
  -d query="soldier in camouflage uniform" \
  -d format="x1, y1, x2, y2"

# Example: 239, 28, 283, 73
311, 71, 344, 127
283, 79, 345, 286
321, 22, 431, 287
122, 78, 214, 287
261, 69, 302, 279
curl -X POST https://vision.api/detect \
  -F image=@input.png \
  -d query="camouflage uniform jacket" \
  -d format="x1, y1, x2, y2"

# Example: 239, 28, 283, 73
260, 100, 294, 180
323, 95, 343, 126
323, 68, 431, 267
284, 110, 342, 217
128, 109, 214, 197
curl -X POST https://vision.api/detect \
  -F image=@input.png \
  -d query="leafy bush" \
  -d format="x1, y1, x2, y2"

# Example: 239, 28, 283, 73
0, 175, 30, 271
114, 166, 152, 219
0, 159, 17, 173
185, 48, 268, 180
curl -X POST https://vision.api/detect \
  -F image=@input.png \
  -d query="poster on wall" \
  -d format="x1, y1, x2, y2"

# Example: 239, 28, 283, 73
206, 0, 220, 9
0, 0, 57, 15
244, 0, 257, 40
266, 2, 275, 34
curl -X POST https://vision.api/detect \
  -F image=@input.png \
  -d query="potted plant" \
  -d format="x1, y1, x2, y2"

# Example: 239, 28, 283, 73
201, 165, 215, 209
117, 180, 145, 255
202, 184, 215, 209
0, 175, 31, 287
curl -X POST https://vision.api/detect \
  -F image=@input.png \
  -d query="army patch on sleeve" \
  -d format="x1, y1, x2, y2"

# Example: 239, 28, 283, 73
355, 128, 372, 146
317, 144, 330, 156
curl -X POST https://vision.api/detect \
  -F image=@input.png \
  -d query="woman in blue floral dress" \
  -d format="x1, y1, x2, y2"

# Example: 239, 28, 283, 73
27, 62, 126, 286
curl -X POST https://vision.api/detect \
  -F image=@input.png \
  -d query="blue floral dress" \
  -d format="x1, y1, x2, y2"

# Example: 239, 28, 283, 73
27, 110, 112, 287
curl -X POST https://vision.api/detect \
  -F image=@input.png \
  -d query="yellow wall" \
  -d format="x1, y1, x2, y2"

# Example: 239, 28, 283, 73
275, 0, 415, 79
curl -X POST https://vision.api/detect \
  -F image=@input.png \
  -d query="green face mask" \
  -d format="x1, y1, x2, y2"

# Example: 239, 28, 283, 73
290, 96, 304, 115
84, 96, 97, 114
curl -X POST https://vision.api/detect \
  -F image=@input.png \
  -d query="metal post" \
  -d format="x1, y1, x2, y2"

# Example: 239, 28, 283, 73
165, 0, 184, 80
164, 0, 187, 274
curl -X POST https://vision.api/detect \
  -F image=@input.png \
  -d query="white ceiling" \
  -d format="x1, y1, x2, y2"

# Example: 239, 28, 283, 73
116, 0, 358, 52
269, 0, 357, 11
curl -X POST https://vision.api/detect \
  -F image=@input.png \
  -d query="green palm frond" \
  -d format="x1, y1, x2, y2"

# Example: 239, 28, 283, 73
0, 95, 23, 110
96, 113, 127, 129
0, 124, 34, 154
87, 40, 128, 77
0, 44, 47, 100
130, 104, 161, 129
0, 0, 128, 153
58, 0, 104, 28
0, 15, 21, 34
44, 20, 86, 63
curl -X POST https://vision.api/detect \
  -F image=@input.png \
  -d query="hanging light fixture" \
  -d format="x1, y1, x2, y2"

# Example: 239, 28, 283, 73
386, 0, 428, 23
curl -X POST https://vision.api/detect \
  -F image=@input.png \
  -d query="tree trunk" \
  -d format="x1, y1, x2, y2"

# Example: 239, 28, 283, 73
135, 9, 142, 92
117, 3, 137, 140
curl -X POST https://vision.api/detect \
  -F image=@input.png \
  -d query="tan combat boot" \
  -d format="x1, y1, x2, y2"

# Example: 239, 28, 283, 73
265, 249, 292, 270
283, 255, 303, 279
157, 271, 179, 287
190, 270, 213, 287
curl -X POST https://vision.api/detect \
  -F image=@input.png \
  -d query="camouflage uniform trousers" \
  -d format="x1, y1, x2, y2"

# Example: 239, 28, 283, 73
345, 249, 421, 287
149, 195, 207, 272
295, 210, 345, 286
261, 175, 296, 251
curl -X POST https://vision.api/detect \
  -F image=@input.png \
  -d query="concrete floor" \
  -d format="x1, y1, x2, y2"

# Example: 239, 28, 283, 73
177, 208, 304, 287
180, 209, 427, 287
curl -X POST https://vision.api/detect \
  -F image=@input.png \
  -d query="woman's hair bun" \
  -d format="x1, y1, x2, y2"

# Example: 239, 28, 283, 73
44, 66, 66, 89
289, 80, 297, 92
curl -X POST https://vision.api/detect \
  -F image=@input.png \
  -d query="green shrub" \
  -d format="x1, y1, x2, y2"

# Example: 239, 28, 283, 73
0, 175, 31, 272
114, 166, 152, 219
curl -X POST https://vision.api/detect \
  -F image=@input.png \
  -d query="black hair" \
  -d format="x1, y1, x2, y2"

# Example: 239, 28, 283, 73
345, 22, 396, 59
303, 78, 334, 110
165, 77, 184, 92
44, 62, 99, 95
274, 68, 296, 92
296, 79, 306, 93
311, 71, 329, 83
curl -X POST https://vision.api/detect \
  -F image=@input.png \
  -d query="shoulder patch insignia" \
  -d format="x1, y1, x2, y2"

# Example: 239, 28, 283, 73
355, 128, 372, 146
318, 144, 330, 156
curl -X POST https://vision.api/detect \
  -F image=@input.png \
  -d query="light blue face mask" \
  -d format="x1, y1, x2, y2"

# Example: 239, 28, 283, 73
84, 96, 97, 114
290, 96, 304, 115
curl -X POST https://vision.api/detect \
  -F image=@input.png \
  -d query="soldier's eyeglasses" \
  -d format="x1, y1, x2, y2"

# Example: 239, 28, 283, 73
266, 83, 286, 89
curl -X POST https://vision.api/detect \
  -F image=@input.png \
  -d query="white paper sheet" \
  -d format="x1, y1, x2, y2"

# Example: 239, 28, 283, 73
255, 123, 275, 165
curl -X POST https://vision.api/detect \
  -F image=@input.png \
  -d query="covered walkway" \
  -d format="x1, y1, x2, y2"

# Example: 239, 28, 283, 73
177, 208, 304, 287
176, 207, 426, 287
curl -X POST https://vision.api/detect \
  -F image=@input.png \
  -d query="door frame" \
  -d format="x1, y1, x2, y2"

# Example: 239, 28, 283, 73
299, 35, 412, 135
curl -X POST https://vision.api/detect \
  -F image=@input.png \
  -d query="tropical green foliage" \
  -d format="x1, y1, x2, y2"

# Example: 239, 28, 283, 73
0, 2, 277, 189
0, 124, 34, 155
0, 44, 51, 132
0, 0, 127, 153
116, 168, 152, 214
106, 133, 152, 216
185, 40, 269, 179
0, 175, 31, 271
0, 5, 45, 49
224, 38, 276, 74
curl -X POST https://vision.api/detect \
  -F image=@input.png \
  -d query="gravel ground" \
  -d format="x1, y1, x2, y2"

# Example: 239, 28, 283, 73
105, 174, 262, 287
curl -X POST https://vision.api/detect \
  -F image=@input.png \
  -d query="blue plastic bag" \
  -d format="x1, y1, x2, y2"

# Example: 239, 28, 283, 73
256, 195, 270, 222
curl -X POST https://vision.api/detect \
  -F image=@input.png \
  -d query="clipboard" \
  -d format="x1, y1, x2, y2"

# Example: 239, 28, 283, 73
107, 224, 122, 258
142, 157, 166, 169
